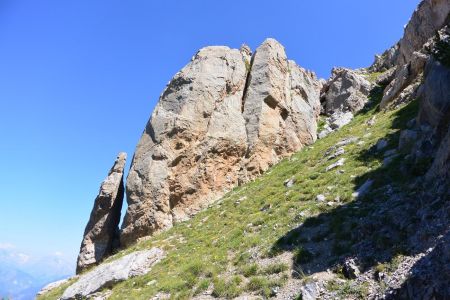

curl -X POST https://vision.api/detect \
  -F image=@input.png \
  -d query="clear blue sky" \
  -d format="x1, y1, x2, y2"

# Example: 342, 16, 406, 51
0, 0, 420, 265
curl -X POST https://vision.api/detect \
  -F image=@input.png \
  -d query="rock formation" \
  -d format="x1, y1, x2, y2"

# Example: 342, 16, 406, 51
63, 248, 164, 300
396, 0, 450, 66
317, 68, 372, 138
321, 68, 372, 115
371, 0, 450, 109
121, 38, 321, 246
76, 152, 126, 274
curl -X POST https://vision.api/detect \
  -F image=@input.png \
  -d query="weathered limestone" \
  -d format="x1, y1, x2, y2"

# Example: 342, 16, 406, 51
63, 249, 164, 300
377, 0, 450, 108
121, 39, 321, 246
76, 152, 126, 274
397, 0, 450, 66
243, 39, 321, 178
322, 68, 372, 115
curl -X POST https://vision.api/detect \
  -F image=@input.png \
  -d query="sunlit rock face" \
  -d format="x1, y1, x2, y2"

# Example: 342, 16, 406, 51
121, 39, 321, 246
76, 152, 126, 274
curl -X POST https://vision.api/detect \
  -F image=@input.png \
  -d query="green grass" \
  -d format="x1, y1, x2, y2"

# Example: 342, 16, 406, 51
38, 80, 421, 299
35, 278, 77, 300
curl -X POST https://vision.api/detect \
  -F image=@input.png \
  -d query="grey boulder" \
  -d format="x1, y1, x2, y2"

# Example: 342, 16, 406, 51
62, 248, 164, 300
322, 68, 372, 115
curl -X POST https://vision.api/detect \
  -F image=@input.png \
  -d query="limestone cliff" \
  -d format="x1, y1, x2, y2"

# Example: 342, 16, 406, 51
121, 39, 321, 246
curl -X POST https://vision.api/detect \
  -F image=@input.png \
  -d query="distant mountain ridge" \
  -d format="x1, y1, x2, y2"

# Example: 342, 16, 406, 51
0, 246, 73, 299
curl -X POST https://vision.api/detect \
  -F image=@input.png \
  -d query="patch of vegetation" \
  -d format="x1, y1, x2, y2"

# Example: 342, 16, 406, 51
212, 276, 242, 298
241, 263, 259, 277
35, 278, 77, 300
430, 31, 450, 67
262, 262, 289, 274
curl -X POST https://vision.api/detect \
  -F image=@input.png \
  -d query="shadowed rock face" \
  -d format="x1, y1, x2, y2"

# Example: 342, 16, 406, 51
121, 38, 321, 246
423, 58, 450, 181
76, 152, 126, 274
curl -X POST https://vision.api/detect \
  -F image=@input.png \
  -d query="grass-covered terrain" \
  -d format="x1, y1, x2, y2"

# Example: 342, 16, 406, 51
38, 81, 423, 300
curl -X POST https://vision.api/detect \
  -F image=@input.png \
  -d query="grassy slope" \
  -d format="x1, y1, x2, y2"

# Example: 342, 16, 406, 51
38, 81, 421, 300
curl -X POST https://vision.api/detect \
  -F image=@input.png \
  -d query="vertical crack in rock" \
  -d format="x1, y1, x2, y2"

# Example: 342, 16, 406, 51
76, 152, 126, 274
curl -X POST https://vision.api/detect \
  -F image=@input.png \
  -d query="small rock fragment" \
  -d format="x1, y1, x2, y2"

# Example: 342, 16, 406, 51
300, 281, 319, 300
316, 194, 326, 202
327, 147, 345, 160
284, 178, 296, 188
336, 136, 359, 147
326, 158, 346, 171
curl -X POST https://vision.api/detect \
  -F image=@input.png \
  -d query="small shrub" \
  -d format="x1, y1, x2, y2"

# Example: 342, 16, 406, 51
294, 247, 314, 264
212, 276, 242, 298
194, 279, 210, 295
263, 262, 289, 274
246, 276, 269, 291
241, 263, 259, 277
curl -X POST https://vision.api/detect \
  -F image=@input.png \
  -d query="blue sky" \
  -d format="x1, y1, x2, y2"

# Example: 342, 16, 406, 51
0, 0, 420, 266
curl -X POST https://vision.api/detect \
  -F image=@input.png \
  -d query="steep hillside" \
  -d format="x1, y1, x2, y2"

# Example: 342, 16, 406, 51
39, 75, 447, 299
38, 0, 450, 298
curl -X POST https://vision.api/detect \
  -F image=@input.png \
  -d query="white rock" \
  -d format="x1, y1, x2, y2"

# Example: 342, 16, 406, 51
326, 158, 346, 171
316, 194, 326, 202
328, 111, 354, 129
323, 68, 373, 115
61, 249, 164, 300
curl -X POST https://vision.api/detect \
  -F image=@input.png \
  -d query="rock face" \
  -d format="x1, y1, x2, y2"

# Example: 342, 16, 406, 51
121, 38, 321, 246
396, 0, 450, 66
322, 68, 372, 115
317, 68, 372, 139
373, 0, 450, 109
63, 249, 164, 300
422, 58, 450, 181
76, 152, 126, 274
418, 59, 450, 136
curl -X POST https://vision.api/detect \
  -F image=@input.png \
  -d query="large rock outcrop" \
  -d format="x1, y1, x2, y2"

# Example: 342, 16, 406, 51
242, 39, 321, 177
76, 152, 126, 274
317, 68, 372, 139
321, 68, 372, 116
121, 39, 321, 246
